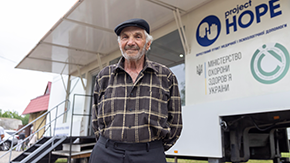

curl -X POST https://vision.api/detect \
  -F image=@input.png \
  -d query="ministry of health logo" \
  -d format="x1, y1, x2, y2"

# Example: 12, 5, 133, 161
251, 43, 290, 84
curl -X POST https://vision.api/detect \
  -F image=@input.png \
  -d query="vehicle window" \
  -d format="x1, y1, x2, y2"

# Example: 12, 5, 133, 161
147, 29, 185, 106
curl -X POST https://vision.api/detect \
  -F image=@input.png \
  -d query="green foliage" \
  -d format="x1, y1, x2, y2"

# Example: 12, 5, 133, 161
22, 114, 30, 125
55, 158, 67, 163
0, 109, 30, 125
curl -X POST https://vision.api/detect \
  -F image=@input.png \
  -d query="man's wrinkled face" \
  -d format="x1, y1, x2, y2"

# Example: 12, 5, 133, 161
118, 27, 150, 61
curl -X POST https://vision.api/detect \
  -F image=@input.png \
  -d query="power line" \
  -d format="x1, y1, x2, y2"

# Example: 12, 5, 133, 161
0, 55, 17, 63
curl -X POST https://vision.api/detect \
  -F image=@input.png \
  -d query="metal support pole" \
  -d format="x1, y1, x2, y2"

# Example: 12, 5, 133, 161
68, 94, 76, 163
49, 152, 51, 163
60, 59, 69, 93
173, 10, 186, 55
8, 141, 12, 163
77, 65, 86, 90
173, 9, 189, 55
97, 53, 103, 69
53, 107, 59, 137
64, 75, 71, 123
176, 8, 189, 53
49, 112, 52, 136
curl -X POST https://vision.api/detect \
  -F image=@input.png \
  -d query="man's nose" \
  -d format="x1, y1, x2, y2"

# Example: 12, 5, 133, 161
127, 37, 136, 45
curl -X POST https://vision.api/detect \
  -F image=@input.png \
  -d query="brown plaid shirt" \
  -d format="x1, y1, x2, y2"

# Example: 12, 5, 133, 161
92, 57, 182, 151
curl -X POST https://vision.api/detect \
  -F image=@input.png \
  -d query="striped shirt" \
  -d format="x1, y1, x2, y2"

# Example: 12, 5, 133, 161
92, 57, 182, 151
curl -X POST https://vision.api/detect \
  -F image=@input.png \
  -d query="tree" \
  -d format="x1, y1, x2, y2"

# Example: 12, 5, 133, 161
22, 114, 29, 125
0, 109, 30, 125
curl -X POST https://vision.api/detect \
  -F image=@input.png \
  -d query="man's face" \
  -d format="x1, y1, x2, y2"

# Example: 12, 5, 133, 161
118, 26, 151, 61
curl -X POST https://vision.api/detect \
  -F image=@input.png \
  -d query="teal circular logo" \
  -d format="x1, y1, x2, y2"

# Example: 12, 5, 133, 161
251, 43, 290, 84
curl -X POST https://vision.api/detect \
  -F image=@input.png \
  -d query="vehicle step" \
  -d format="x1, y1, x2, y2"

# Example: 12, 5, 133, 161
52, 149, 92, 157
62, 142, 95, 152
63, 142, 95, 148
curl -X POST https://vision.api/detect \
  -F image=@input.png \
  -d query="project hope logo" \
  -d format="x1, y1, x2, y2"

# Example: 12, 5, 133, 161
196, 0, 282, 47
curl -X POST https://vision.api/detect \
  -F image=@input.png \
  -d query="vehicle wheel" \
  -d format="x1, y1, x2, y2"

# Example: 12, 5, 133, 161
5, 141, 11, 150
72, 157, 89, 163
0, 141, 10, 151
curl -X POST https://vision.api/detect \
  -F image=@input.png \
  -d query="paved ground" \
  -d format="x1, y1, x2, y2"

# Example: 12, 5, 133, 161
0, 151, 22, 163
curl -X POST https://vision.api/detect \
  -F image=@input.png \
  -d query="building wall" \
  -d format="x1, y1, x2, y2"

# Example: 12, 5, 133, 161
0, 118, 22, 130
29, 111, 46, 139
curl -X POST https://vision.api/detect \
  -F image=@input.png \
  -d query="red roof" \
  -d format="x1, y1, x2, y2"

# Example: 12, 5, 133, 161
22, 82, 51, 115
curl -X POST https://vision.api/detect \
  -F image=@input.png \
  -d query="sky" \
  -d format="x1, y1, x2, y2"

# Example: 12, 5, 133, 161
0, 0, 77, 114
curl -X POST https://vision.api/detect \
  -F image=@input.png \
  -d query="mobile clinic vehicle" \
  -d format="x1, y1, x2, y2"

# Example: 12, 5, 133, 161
15, 0, 290, 162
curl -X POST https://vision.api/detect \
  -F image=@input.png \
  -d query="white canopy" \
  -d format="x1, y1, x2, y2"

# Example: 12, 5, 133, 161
16, 0, 210, 75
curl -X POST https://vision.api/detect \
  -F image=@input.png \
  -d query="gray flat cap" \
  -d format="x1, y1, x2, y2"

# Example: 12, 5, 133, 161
114, 18, 150, 36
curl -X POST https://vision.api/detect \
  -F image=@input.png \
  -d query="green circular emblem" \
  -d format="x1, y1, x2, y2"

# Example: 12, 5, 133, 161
250, 43, 290, 84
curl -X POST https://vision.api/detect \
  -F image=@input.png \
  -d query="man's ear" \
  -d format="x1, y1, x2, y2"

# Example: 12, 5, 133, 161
146, 41, 151, 51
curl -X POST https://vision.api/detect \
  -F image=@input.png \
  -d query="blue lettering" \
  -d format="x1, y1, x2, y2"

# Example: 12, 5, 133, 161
225, 11, 230, 18
225, 0, 252, 18
225, 0, 282, 35
226, 16, 237, 34
232, 8, 238, 14
255, 4, 268, 23
239, 5, 244, 11
269, 0, 282, 18
238, 10, 254, 28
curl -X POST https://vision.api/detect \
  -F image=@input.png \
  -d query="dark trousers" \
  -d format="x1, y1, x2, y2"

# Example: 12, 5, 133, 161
89, 136, 167, 163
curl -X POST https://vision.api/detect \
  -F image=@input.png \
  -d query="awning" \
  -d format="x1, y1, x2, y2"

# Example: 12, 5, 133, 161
16, 0, 211, 75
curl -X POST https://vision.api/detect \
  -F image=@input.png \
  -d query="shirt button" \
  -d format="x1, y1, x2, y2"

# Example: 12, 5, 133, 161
131, 93, 133, 96
129, 109, 132, 112
128, 126, 131, 128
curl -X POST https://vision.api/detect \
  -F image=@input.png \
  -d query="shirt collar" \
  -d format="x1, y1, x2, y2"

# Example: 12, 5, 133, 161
113, 56, 158, 73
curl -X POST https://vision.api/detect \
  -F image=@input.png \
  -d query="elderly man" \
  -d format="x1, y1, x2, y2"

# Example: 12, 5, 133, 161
90, 18, 182, 163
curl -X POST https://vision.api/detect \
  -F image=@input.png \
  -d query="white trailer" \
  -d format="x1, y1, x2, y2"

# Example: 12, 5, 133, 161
16, 0, 290, 162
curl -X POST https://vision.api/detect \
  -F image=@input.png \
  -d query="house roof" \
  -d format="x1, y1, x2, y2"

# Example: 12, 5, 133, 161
22, 82, 51, 115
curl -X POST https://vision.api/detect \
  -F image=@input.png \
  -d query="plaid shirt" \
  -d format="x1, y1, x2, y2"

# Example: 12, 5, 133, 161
92, 57, 182, 151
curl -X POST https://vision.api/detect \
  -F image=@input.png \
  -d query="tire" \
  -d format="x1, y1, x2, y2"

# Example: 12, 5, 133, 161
72, 158, 89, 163
0, 141, 10, 151
5, 141, 11, 150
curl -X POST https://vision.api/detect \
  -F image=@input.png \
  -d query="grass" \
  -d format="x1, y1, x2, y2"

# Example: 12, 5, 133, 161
166, 158, 207, 163
55, 158, 67, 163
166, 158, 274, 163
282, 152, 290, 158
56, 153, 290, 163
56, 158, 277, 163
165, 152, 290, 163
